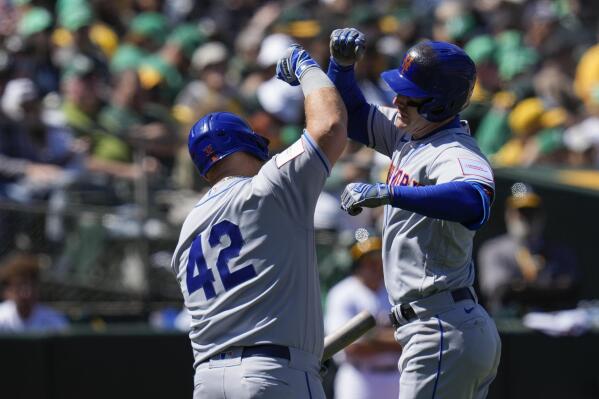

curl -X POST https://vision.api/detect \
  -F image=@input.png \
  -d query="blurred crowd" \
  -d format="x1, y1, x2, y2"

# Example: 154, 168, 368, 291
0, 0, 598, 326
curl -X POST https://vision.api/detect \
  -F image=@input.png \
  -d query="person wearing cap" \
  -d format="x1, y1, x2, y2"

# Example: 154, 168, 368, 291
325, 235, 401, 399
109, 44, 147, 75
15, 7, 61, 96
98, 65, 177, 174
52, 0, 112, 74
461, 35, 500, 133
60, 56, 163, 180
134, 25, 203, 106
0, 253, 68, 332
0, 78, 81, 199
243, 33, 295, 97
172, 41, 243, 188
492, 97, 567, 167
127, 12, 168, 53
174, 41, 240, 127
155, 23, 204, 85
248, 76, 304, 154
60, 54, 129, 161
478, 183, 579, 315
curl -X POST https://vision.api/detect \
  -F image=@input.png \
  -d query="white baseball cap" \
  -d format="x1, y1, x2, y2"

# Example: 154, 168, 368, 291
563, 117, 599, 152
192, 41, 228, 72
256, 77, 303, 124
1, 78, 38, 121
257, 33, 294, 67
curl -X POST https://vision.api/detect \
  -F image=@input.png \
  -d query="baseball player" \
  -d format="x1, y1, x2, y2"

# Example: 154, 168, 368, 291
325, 235, 401, 399
328, 28, 501, 398
171, 44, 347, 399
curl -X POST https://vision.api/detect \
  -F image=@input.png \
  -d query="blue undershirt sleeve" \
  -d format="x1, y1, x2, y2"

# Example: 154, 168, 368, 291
326, 58, 371, 145
388, 181, 492, 230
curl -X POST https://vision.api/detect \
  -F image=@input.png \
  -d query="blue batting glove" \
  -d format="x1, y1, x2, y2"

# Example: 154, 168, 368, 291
330, 27, 366, 67
340, 182, 390, 216
276, 44, 320, 86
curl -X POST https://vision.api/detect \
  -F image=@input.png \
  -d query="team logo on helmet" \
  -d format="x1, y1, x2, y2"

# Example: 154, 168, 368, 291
203, 144, 219, 162
401, 52, 415, 74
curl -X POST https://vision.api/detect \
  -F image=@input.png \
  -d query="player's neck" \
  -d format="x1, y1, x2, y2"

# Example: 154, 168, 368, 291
206, 153, 264, 185
409, 115, 458, 140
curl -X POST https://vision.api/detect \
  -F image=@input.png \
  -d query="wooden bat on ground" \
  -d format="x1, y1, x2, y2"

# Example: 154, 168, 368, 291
322, 310, 376, 361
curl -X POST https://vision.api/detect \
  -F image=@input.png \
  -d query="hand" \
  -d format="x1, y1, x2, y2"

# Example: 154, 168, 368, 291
330, 28, 366, 67
340, 182, 390, 216
275, 44, 319, 86
26, 163, 65, 183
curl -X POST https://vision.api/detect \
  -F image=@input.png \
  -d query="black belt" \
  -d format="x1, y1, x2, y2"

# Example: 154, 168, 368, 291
388, 287, 475, 329
205, 344, 291, 364
242, 344, 290, 360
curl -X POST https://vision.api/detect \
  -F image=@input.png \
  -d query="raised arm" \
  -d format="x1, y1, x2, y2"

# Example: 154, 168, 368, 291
276, 45, 347, 166
327, 28, 370, 145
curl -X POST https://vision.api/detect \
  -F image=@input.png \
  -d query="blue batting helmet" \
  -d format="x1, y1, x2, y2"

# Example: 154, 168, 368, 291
188, 112, 270, 177
381, 41, 476, 122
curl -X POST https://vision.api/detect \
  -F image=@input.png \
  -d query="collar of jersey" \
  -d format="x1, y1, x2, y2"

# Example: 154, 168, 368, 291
410, 115, 462, 142
195, 176, 250, 207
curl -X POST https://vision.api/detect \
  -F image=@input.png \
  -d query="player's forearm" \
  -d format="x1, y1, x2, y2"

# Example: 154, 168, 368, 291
326, 58, 370, 145
301, 69, 348, 165
389, 181, 492, 230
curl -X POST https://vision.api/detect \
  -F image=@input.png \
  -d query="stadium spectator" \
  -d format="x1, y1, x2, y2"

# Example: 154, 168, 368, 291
0, 77, 80, 201
478, 183, 580, 315
0, 252, 68, 332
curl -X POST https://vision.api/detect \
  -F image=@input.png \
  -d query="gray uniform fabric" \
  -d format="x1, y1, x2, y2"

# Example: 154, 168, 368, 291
364, 105, 500, 399
395, 293, 501, 399
172, 131, 329, 398
367, 105, 495, 305
193, 347, 323, 399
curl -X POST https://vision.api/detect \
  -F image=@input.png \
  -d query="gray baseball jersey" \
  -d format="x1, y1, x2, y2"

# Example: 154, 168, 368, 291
171, 131, 329, 368
365, 105, 495, 305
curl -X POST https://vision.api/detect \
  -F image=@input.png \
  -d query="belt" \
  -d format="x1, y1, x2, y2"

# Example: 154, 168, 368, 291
205, 344, 291, 364
388, 287, 475, 329
242, 344, 290, 360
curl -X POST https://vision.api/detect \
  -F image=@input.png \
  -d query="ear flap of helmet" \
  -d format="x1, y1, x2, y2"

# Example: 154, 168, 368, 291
417, 76, 475, 122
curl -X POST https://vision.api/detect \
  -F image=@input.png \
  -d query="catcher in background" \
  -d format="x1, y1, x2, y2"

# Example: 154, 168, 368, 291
329, 28, 501, 398
171, 44, 347, 398
325, 234, 401, 399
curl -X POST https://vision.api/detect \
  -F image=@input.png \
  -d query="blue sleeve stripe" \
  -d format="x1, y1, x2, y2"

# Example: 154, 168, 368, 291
432, 315, 445, 399
303, 131, 330, 176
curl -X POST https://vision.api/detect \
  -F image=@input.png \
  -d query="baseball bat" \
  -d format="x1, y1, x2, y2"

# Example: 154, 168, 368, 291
322, 310, 376, 361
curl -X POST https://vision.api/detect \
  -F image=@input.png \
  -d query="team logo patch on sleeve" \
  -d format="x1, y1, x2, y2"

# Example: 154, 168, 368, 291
458, 158, 494, 182
275, 139, 306, 168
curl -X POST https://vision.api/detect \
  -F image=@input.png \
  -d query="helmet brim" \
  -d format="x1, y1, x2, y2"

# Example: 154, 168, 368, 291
381, 69, 430, 98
